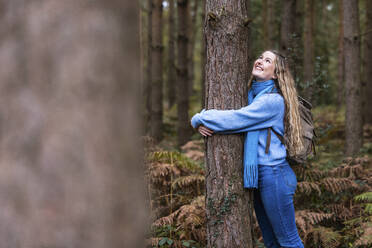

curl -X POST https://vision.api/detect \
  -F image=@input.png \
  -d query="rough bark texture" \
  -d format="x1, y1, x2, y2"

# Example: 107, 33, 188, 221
204, 1, 253, 247
363, 0, 372, 124
337, 2, 344, 109
177, 0, 190, 147
303, 0, 314, 102
167, 0, 176, 109
0, 0, 146, 247
343, 0, 363, 155
151, 0, 163, 142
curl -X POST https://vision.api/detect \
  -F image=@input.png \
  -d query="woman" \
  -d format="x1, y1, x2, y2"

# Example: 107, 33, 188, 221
190, 50, 304, 248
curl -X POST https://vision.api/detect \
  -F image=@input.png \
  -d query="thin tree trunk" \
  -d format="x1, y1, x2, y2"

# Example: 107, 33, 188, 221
151, 0, 163, 142
177, 0, 190, 147
146, 0, 153, 134
337, 1, 344, 110
201, 0, 206, 108
303, 0, 314, 101
262, 0, 275, 49
167, 0, 176, 109
363, 0, 372, 124
187, 0, 199, 97
205, 1, 253, 247
280, 0, 296, 73
343, 0, 363, 155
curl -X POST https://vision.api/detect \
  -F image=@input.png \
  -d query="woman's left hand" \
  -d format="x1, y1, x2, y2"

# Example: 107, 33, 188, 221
198, 125, 214, 137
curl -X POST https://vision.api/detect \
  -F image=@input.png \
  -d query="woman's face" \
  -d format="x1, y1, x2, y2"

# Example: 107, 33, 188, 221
252, 51, 277, 82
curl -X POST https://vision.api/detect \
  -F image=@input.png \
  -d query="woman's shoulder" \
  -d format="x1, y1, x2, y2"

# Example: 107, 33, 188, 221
259, 92, 284, 104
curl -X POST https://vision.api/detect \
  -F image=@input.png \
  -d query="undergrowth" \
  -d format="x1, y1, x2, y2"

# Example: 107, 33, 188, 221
145, 106, 372, 248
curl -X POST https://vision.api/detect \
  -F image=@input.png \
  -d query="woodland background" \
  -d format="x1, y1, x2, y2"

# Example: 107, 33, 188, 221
143, 0, 372, 247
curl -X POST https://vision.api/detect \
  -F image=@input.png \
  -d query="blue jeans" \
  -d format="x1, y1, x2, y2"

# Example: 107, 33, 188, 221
254, 162, 304, 248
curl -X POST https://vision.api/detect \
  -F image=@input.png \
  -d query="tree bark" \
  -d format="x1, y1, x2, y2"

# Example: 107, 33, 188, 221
187, 0, 199, 97
262, 0, 275, 49
167, 0, 176, 109
337, 1, 344, 110
343, 0, 363, 155
177, 0, 190, 147
201, 0, 206, 108
151, 0, 164, 142
0, 0, 145, 247
303, 0, 314, 102
204, 1, 254, 247
145, 0, 153, 134
280, 0, 296, 74
363, 0, 372, 124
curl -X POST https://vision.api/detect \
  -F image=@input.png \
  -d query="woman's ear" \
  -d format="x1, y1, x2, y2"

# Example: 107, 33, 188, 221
272, 74, 278, 79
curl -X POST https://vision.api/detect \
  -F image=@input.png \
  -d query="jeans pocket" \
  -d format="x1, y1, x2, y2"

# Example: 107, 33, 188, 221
280, 165, 297, 189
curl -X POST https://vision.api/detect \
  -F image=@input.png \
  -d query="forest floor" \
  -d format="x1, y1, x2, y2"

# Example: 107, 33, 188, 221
146, 105, 372, 248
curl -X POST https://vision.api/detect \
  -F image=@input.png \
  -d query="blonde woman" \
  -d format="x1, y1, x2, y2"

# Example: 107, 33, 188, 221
191, 50, 304, 248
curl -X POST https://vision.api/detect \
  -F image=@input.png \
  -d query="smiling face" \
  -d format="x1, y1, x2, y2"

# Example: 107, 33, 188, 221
252, 51, 277, 82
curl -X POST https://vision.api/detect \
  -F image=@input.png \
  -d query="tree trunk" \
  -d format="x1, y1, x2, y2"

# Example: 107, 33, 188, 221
280, 0, 296, 74
187, 0, 199, 97
303, 0, 314, 102
201, 0, 206, 108
343, 0, 363, 155
262, 0, 275, 49
0, 1, 145, 247
177, 0, 190, 147
167, 0, 176, 109
145, 0, 153, 134
151, 0, 164, 142
363, 0, 372, 124
204, 1, 254, 247
337, 1, 345, 110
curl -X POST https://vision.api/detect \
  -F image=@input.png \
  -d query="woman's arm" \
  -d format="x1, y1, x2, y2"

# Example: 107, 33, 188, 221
190, 94, 284, 133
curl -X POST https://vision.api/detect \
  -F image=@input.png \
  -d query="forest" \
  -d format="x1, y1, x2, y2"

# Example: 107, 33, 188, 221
0, 0, 370, 247
143, 0, 372, 247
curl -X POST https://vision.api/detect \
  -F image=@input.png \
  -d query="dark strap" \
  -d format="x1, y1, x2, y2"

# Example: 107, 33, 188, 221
265, 128, 271, 154
271, 127, 285, 144
265, 127, 285, 154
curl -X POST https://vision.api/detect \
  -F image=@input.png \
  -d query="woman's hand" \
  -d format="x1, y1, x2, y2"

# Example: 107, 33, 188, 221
198, 125, 214, 137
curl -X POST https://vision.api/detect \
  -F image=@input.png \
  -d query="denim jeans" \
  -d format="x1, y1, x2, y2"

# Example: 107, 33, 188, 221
254, 162, 304, 248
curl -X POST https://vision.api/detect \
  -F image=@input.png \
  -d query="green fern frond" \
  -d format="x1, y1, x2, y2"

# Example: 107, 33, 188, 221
354, 192, 372, 203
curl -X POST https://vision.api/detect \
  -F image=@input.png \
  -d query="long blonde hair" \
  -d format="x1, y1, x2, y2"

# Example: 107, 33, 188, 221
248, 50, 303, 156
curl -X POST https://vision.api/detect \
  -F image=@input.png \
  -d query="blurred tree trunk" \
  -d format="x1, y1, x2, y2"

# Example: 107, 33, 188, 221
204, 1, 254, 247
201, 0, 206, 108
187, 0, 199, 97
303, 0, 314, 102
0, 0, 146, 247
337, 1, 344, 110
177, 0, 190, 147
363, 0, 372, 124
145, 0, 153, 133
151, 0, 164, 142
280, 0, 296, 74
343, 0, 363, 155
167, 0, 176, 109
262, 0, 275, 49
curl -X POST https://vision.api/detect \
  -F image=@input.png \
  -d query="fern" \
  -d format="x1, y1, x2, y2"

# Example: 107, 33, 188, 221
355, 192, 372, 215
306, 226, 341, 248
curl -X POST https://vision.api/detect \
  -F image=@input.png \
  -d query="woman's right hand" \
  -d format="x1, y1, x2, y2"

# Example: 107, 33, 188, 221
198, 125, 214, 137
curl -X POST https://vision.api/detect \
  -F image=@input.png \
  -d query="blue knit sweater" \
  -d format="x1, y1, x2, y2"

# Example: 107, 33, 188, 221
190, 92, 287, 166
